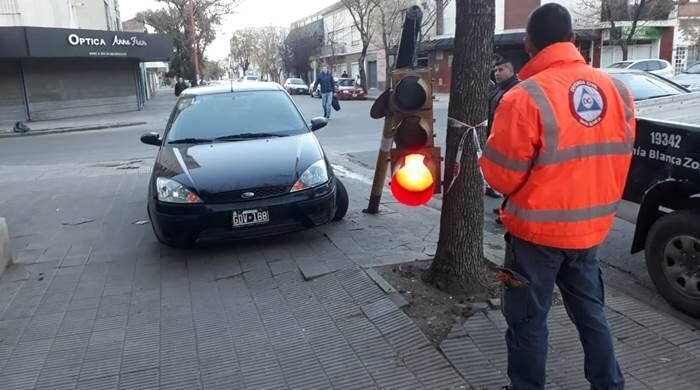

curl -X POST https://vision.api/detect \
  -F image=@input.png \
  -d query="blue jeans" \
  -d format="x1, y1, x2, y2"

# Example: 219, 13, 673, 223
321, 92, 333, 119
502, 234, 624, 390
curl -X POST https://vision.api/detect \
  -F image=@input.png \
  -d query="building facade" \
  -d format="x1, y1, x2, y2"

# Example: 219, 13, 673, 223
427, 0, 677, 93
0, 0, 173, 125
0, 0, 121, 30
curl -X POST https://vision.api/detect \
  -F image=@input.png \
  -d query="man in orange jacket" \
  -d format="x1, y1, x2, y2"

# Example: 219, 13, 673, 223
479, 4, 634, 390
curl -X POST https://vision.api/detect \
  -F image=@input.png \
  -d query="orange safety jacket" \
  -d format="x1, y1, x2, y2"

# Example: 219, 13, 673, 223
479, 42, 636, 249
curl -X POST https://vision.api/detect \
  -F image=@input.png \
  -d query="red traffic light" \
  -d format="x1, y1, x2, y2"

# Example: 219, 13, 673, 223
391, 153, 437, 206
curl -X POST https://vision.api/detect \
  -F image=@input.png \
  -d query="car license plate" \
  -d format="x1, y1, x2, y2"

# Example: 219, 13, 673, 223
232, 209, 269, 227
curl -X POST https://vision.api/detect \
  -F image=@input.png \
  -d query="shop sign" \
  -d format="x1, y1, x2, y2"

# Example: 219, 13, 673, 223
619, 26, 662, 40
67, 33, 148, 47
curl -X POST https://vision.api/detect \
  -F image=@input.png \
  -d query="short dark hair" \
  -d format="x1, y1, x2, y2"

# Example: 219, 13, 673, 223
526, 3, 573, 51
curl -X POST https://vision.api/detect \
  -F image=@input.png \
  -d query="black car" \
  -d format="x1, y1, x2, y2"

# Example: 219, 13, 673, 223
602, 68, 689, 101
140, 82, 348, 247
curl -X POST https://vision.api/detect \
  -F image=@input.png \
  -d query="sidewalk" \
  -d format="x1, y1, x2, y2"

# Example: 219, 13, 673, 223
0, 148, 698, 389
0, 88, 177, 138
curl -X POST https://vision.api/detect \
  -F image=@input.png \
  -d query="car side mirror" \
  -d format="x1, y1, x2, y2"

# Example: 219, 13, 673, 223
310, 117, 328, 131
140, 132, 162, 146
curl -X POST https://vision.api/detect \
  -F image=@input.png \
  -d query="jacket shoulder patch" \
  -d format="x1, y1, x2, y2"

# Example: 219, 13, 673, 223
569, 80, 607, 127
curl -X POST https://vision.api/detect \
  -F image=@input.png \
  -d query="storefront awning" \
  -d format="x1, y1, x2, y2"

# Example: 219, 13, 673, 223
0, 27, 174, 61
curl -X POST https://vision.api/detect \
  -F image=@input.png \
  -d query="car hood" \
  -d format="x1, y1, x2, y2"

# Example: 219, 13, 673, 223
153, 132, 324, 196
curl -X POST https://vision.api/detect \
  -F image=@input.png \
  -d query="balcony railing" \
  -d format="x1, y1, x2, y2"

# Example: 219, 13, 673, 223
320, 43, 348, 57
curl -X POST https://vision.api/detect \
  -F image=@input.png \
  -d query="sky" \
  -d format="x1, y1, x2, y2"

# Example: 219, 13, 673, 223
119, 0, 336, 60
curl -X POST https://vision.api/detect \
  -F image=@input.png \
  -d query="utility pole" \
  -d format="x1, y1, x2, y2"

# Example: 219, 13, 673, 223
188, 0, 200, 83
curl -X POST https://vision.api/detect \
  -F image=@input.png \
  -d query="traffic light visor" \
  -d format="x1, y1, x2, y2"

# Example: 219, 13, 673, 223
394, 76, 427, 111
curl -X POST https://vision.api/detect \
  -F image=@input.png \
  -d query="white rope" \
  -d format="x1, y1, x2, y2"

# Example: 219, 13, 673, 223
445, 117, 488, 195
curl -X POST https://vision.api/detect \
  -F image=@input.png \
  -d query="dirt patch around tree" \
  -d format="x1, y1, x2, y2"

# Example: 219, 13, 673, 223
375, 260, 500, 347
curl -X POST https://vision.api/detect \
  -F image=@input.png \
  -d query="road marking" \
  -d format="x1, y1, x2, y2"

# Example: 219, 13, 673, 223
331, 164, 374, 185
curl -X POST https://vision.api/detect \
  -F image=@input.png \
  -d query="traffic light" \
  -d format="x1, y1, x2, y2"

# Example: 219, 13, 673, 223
389, 68, 441, 206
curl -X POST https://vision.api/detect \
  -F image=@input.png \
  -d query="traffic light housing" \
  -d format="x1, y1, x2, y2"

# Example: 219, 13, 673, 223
389, 68, 441, 206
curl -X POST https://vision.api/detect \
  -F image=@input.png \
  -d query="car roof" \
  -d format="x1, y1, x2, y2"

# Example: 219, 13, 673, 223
601, 68, 647, 75
181, 82, 284, 96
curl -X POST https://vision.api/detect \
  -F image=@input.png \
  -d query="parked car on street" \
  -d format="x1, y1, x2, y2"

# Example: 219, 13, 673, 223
283, 78, 310, 95
602, 68, 689, 101
140, 82, 348, 247
671, 62, 700, 91
243, 75, 259, 82
336, 78, 366, 100
606, 59, 674, 79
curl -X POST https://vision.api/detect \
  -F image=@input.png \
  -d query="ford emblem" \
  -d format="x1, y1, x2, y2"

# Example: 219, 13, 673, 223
241, 192, 255, 199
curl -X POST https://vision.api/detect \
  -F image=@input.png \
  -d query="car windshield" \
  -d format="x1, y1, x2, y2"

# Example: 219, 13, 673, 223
685, 63, 700, 74
609, 61, 633, 69
290, 79, 304, 85
611, 73, 686, 101
338, 79, 355, 87
166, 91, 307, 143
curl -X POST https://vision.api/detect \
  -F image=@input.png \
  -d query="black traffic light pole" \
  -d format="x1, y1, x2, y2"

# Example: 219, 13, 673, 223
364, 6, 423, 214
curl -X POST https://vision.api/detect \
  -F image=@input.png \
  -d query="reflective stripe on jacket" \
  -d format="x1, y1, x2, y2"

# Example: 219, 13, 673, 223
479, 42, 636, 249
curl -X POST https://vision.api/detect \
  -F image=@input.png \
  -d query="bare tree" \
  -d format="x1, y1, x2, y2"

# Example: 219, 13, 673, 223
373, 0, 452, 89
577, 0, 676, 61
424, 0, 495, 294
341, 0, 379, 92
230, 28, 257, 76
252, 27, 285, 82
325, 12, 348, 73
138, 0, 237, 81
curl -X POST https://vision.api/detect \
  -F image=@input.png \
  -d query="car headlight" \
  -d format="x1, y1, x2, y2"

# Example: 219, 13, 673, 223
291, 160, 329, 192
156, 177, 202, 203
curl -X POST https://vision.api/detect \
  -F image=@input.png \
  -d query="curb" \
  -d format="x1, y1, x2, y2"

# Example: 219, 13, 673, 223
0, 121, 147, 138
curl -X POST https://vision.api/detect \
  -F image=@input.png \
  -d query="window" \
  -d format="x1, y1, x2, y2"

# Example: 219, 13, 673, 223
686, 62, 700, 74
448, 55, 453, 67
675, 47, 687, 74
166, 91, 307, 142
351, 27, 360, 47
630, 61, 649, 71
611, 73, 686, 101
436, 51, 444, 61
0, 0, 19, 14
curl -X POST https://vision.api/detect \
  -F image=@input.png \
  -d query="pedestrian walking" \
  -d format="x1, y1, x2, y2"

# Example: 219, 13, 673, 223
479, 4, 635, 390
341, 70, 348, 78
485, 57, 519, 202
313, 65, 336, 120
174, 77, 187, 97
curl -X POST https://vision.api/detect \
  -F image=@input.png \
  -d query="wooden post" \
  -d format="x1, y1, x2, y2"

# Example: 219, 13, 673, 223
363, 115, 394, 214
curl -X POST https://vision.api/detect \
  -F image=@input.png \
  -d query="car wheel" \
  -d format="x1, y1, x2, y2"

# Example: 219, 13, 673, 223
333, 178, 349, 221
645, 210, 700, 318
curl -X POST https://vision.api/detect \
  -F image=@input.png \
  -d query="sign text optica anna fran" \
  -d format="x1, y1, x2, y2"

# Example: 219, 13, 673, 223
67, 33, 147, 47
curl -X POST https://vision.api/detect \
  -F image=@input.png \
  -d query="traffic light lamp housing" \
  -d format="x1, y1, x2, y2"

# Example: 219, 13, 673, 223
390, 69, 433, 112
390, 147, 441, 206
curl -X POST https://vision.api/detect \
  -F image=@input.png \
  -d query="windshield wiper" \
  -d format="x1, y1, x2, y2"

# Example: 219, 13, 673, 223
168, 138, 213, 144
215, 133, 287, 141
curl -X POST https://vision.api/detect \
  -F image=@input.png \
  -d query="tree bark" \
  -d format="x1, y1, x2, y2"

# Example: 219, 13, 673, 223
359, 46, 369, 93
425, 0, 495, 295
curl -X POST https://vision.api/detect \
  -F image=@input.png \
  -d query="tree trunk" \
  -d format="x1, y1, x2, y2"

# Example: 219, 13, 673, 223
621, 41, 629, 61
425, 0, 495, 294
359, 47, 368, 93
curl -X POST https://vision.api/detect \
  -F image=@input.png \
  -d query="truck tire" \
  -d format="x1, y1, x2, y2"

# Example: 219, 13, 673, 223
645, 210, 700, 318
